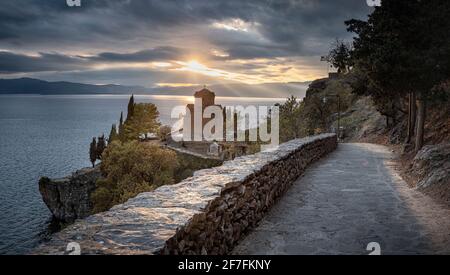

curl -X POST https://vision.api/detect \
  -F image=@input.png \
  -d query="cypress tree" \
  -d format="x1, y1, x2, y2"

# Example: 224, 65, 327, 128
96, 134, 106, 160
127, 94, 135, 121
109, 124, 118, 143
118, 111, 125, 141
89, 137, 97, 168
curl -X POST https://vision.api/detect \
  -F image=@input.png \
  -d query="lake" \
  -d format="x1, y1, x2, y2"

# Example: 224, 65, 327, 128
0, 94, 285, 254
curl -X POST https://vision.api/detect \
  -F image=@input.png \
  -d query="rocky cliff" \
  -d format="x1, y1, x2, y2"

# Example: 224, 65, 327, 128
406, 143, 450, 206
39, 167, 102, 222
305, 76, 386, 142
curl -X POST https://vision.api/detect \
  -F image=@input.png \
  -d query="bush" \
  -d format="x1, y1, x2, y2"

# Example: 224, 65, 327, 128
278, 96, 306, 142
158, 125, 172, 141
92, 140, 178, 212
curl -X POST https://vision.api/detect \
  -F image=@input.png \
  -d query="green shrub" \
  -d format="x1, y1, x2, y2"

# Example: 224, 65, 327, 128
91, 141, 178, 212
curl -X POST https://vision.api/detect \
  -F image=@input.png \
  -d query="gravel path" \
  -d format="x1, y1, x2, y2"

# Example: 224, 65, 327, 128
233, 143, 450, 255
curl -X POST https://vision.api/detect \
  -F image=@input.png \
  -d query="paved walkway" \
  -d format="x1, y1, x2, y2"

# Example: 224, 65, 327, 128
233, 143, 450, 255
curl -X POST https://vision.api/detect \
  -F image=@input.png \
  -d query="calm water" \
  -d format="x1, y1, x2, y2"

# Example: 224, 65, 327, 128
0, 94, 284, 254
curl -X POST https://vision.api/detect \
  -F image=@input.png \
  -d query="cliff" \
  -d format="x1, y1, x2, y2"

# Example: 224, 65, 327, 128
304, 76, 386, 142
39, 167, 102, 222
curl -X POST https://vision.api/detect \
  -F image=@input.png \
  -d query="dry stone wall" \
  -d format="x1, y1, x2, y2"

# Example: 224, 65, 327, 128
34, 134, 337, 255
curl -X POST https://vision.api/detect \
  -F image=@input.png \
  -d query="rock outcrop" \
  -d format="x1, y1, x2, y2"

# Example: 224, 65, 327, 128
34, 134, 337, 255
409, 143, 450, 205
340, 96, 386, 142
39, 167, 102, 222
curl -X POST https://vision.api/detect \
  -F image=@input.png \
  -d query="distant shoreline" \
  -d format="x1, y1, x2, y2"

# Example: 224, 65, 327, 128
0, 78, 310, 99
0, 93, 292, 100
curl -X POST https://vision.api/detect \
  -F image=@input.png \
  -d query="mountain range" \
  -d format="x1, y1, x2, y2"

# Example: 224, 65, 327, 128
0, 78, 310, 99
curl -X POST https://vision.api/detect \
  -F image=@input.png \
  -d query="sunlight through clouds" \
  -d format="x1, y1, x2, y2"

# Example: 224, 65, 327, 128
211, 18, 256, 32
0, 0, 372, 87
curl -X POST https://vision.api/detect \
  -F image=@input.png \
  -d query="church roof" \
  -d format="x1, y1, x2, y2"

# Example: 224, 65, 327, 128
194, 88, 215, 98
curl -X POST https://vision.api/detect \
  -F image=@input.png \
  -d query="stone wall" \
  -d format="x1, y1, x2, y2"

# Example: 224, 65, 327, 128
34, 134, 337, 255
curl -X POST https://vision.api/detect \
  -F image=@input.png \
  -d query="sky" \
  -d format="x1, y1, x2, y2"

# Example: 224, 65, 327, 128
0, 0, 372, 88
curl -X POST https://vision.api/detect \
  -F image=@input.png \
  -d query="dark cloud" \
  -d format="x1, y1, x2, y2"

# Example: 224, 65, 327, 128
0, 51, 87, 73
88, 47, 184, 62
31, 67, 227, 87
0, 0, 372, 83
0, 0, 371, 53
0, 47, 191, 74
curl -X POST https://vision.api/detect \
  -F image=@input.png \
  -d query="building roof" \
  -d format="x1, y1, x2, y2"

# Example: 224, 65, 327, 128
194, 88, 215, 98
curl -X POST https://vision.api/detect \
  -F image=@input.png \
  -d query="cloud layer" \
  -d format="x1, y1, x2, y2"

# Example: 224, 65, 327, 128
0, 0, 372, 87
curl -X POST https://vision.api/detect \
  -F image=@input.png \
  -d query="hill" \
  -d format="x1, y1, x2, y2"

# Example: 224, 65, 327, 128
0, 78, 147, 95
0, 78, 309, 98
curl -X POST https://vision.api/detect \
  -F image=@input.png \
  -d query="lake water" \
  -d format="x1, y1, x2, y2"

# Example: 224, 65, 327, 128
0, 94, 285, 254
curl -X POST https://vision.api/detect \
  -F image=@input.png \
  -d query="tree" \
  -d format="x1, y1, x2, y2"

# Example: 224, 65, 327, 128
121, 103, 161, 141
89, 137, 97, 168
411, 0, 450, 151
118, 111, 124, 138
109, 124, 118, 143
278, 96, 304, 142
126, 94, 135, 121
328, 39, 353, 74
91, 141, 178, 212
96, 134, 106, 160
346, 0, 450, 151
346, 3, 411, 129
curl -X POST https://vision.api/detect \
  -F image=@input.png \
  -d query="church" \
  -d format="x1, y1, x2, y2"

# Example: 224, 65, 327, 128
186, 87, 223, 141
167, 87, 249, 160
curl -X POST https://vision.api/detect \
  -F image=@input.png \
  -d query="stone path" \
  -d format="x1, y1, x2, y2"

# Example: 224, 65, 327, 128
233, 143, 450, 255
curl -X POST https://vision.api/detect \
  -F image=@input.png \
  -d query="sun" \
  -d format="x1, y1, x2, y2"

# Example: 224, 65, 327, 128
185, 60, 208, 71
177, 60, 223, 77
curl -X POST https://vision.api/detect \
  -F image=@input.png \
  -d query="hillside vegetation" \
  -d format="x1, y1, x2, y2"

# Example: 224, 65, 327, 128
280, 0, 450, 206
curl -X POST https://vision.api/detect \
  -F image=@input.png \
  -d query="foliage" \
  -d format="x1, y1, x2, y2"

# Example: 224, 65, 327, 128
96, 135, 106, 160
89, 138, 97, 168
118, 111, 124, 138
172, 152, 222, 183
346, 0, 450, 151
91, 141, 178, 212
277, 78, 356, 141
277, 96, 305, 142
158, 125, 172, 142
119, 103, 161, 141
119, 111, 124, 126
108, 124, 118, 143
127, 95, 135, 120
328, 39, 353, 74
